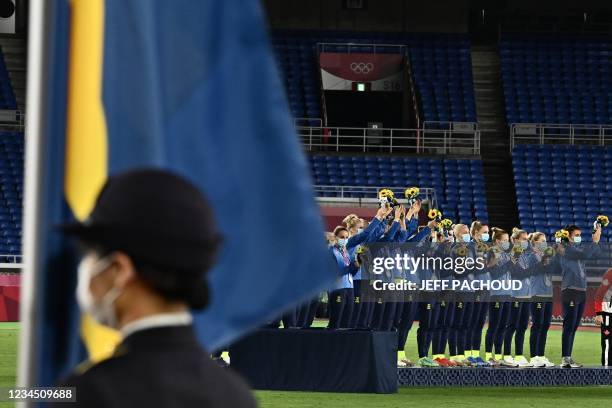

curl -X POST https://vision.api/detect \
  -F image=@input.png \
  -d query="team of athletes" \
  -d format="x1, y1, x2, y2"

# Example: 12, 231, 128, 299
323, 188, 607, 369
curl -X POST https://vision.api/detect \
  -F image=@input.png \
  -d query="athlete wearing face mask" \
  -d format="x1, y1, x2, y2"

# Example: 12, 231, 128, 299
484, 228, 515, 367
558, 224, 602, 368
503, 228, 532, 368
54, 169, 255, 408
466, 221, 491, 366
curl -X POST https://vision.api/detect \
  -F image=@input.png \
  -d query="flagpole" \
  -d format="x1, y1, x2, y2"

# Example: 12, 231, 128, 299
17, 0, 51, 400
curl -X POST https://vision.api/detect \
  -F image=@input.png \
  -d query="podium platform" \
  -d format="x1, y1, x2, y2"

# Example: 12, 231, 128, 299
230, 328, 398, 393
398, 366, 612, 387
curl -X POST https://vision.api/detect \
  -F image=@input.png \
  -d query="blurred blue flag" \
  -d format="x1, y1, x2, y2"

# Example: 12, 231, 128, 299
23, 0, 333, 387
101, 0, 332, 350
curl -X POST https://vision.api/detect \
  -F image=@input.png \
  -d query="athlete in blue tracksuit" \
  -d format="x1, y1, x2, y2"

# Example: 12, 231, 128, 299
448, 224, 476, 365
396, 216, 432, 362
328, 238, 356, 329
466, 222, 490, 365
432, 237, 456, 365
327, 210, 388, 329
370, 213, 402, 331
503, 230, 532, 367
558, 224, 602, 368
415, 234, 442, 366
484, 228, 514, 366
524, 232, 556, 367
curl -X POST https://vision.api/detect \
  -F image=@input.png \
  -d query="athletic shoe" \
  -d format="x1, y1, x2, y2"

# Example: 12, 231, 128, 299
515, 356, 533, 368
449, 356, 466, 367
540, 356, 555, 368
487, 358, 501, 367
474, 356, 490, 367
459, 358, 473, 367
500, 356, 519, 368
418, 357, 440, 368
530, 356, 546, 368
434, 357, 454, 367
466, 356, 479, 366
561, 357, 582, 368
401, 358, 414, 367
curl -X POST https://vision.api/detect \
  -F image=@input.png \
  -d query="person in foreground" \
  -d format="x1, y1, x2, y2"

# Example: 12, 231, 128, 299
52, 168, 256, 408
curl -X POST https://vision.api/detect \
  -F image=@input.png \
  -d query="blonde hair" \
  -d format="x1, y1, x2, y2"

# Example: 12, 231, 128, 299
470, 220, 487, 236
333, 225, 348, 236
529, 232, 546, 243
491, 227, 508, 242
453, 223, 468, 236
511, 227, 528, 242
343, 214, 360, 229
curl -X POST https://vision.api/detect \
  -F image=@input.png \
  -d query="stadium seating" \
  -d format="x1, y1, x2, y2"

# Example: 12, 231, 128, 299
512, 144, 612, 242
0, 49, 17, 110
0, 132, 23, 261
272, 31, 476, 124
310, 155, 488, 224
501, 34, 612, 125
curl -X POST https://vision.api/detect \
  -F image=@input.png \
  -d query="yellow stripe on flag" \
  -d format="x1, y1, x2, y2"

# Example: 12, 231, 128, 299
65, 0, 108, 220
65, 0, 120, 362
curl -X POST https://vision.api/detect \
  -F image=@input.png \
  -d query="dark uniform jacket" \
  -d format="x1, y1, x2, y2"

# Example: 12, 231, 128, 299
51, 325, 256, 407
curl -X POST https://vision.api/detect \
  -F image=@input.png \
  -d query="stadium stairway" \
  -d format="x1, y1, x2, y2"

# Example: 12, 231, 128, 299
471, 44, 519, 231
0, 38, 26, 110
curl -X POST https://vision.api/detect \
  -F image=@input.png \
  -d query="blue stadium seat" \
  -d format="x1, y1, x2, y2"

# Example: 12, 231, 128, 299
513, 144, 611, 241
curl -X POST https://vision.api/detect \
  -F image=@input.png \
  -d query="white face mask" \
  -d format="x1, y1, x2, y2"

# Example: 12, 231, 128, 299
76, 254, 121, 329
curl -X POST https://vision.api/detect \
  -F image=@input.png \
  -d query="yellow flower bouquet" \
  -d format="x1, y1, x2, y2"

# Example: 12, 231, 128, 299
439, 218, 453, 230
543, 246, 556, 258
378, 188, 397, 209
453, 244, 468, 258
594, 215, 609, 232
404, 186, 420, 199
428, 208, 442, 221
511, 244, 524, 256
555, 229, 570, 243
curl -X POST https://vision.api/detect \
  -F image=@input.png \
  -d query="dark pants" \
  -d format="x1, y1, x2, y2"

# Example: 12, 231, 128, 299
397, 302, 419, 351
371, 299, 385, 330
417, 302, 440, 358
340, 289, 355, 329
449, 301, 474, 356
328, 288, 353, 329
469, 301, 488, 352
601, 312, 612, 366
561, 300, 585, 357
504, 301, 530, 356
485, 300, 511, 356
378, 301, 398, 331
357, 299, 375, 329
296, 297, 319, 328
349, 279, 364, 328
432, 300, 454, 355
529, 301, 553, 357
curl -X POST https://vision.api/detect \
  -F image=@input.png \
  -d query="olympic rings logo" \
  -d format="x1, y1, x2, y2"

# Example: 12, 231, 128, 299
350, 62, 374, 74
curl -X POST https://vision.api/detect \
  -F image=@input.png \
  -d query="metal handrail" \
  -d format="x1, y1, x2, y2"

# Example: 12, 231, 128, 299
316, 42, 408, 54
0, 254, 23, 264
422, 121, 479, 131
297, 125, 480, 155
509, 122, 612, 151
313, 185, 438, 209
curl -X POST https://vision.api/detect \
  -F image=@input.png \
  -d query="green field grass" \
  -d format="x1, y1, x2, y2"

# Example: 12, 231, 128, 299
0, 322, 609, 408
256, 387, 612, 408
0, 323, 18, 388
